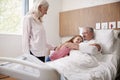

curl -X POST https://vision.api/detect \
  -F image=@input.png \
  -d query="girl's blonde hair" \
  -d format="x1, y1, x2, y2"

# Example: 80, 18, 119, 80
67, 35, 83, 43
57, 35, 83, 50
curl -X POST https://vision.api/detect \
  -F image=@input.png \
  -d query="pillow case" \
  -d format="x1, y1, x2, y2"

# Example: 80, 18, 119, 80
94, 29, 115, 54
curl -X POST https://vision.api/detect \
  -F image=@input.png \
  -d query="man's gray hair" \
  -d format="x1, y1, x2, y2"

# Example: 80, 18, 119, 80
84, 27, 94, 33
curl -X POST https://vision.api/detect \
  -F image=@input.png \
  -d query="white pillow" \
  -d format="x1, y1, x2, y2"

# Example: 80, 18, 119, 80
94, 29, 115, 54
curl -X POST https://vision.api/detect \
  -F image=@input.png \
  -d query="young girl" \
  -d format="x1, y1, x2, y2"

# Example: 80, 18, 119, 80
46, 35, 83, 61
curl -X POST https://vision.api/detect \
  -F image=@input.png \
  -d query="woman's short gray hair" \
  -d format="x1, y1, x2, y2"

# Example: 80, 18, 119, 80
26, 0, 49, 22
28, 0, 49, 15
32, 0, 49, 12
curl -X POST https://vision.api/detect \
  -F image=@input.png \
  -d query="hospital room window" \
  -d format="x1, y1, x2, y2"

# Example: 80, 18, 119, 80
0, 0, 33, 34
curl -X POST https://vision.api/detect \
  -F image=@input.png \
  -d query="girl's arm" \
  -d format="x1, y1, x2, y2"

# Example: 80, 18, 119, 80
65, 43, 79, 50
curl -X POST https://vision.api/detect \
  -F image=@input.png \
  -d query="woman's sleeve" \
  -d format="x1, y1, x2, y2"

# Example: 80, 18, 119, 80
22, 16, 31, 54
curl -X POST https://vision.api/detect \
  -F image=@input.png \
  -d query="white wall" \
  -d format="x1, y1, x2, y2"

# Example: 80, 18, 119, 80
61, 0, 120, 11
0, 34, 22, 57
43, 0, 62, 46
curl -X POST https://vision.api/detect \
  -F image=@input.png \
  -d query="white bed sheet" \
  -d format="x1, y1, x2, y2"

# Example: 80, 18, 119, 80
46, 50, 118, 80
0, 45, 119, 80
0, 52, 117, 80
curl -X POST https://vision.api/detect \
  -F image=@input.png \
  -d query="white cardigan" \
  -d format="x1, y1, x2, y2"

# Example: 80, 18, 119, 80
22, 15, 52, 56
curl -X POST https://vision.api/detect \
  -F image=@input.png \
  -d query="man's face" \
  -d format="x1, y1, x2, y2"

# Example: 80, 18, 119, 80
82, 29, 93, 41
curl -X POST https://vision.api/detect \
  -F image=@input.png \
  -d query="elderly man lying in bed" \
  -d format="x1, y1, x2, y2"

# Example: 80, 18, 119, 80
79, 27, 102, 55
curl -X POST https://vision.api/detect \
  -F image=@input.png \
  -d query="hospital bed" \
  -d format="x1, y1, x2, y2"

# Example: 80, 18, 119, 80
0, 29, 120, 80
0, 54, 60, 80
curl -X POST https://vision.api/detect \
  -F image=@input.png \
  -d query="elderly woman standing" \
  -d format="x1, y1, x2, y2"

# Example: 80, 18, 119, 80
22, 0, 54, 62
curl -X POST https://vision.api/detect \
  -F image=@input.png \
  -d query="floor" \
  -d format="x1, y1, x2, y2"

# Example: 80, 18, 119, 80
0, 74, 16, 80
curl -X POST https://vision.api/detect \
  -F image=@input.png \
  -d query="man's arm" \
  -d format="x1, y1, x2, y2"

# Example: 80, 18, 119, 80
89, 43, 101, 51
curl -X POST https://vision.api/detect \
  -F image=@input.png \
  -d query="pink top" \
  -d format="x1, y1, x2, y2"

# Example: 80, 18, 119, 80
50, 46, 71, 61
